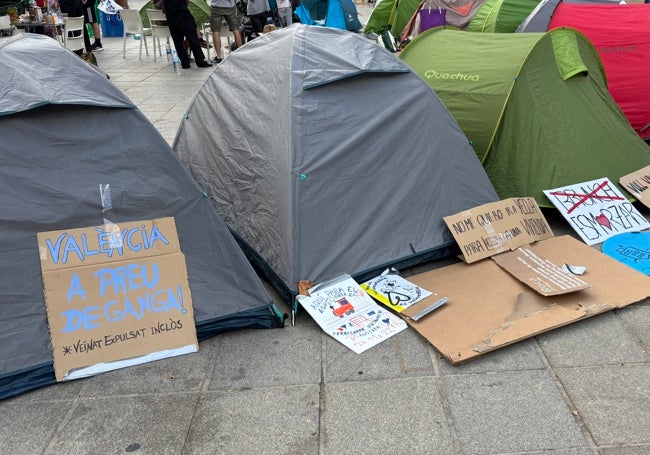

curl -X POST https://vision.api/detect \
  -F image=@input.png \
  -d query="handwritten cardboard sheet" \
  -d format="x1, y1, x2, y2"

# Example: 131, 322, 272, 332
38, 217, 198, 381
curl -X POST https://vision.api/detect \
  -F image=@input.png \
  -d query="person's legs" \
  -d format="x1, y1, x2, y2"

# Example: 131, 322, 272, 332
278, 6, 291, 27
87, 2, 102, 50
223, 7, 241, 53
167, 18, 191, 67
233, 29, 243, 48
79, 4, 93, 51
249, 13, 264, 36
210, 6, 224, 60
181, 12, 210, 66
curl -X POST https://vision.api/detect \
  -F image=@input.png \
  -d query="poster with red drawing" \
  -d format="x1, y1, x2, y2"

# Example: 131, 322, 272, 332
296, 275, 407, 354
543, 178, 650, 246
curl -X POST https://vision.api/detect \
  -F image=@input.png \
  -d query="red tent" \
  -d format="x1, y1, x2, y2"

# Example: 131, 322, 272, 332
549, 4, 650, 140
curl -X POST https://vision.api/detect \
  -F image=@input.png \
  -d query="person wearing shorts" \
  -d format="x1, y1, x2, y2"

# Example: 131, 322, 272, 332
81, 0, 102, 51
210, 0, 243, 64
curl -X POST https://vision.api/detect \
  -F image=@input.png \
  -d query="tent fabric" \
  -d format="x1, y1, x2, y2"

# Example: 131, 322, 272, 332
363, 0, 396, 34
390, 0, 425, 37
548, 4, 650, 139
139, 0, 211, 27
173, 25, 499, 300
466, 0, 540, 33
396, 0, 486, 38
517, 2, 650, 139
516, 0, 627, 33
295, 0, 362, 30
0, 34, 281, 400
400, 27, 650, 206
0, 35, 132, 115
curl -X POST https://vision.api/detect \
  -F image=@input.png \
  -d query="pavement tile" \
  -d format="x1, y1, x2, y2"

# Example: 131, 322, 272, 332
4, 377, 86, 403
599, 446, 650, 455
78, 337, 218, 396
0, 401, 71, 454
185, 385, 320, 455
442, 369, 588, 454
615, 303, 650, 351
537, 312, 650, 367
323, 328, 435, 383
44, 393, 199, 455
555, 364, 650, 446
208, 325, 322, 390
323, 377, 457, 455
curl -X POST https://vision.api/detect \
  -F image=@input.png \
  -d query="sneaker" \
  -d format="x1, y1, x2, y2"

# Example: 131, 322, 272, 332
91, 43, 103, 52
212, 57, 222, 64
197, 61, 213, 68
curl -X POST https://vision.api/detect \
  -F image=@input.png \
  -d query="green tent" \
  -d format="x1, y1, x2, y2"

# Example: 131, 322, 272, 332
467, 0, 539, 33
364, 0, 397, 34
139, 0, 211, 28
400, 28, 650, 206
389, 0, 421, 39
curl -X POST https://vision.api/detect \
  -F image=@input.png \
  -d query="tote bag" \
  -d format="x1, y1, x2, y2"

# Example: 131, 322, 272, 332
419, 7, 445, 32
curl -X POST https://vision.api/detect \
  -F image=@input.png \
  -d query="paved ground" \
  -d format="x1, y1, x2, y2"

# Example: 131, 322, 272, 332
2, 3, 650, 454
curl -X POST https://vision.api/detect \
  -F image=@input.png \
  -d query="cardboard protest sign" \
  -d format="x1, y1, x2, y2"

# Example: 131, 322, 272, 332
544, 178, 650, 246
602, 232, 650, 275
296, 274, 407, 354
620, 165, 650, 209
443, 197, 554, 263
38, 217, 198, 381
404, 235, 650, 365
491, 247, 590, 296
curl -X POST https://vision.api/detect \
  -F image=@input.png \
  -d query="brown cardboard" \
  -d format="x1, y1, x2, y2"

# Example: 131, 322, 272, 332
620, 165, 650, 209
491, 247, 590, 296
403, 235, 650, 365
38, 217, 197, 381
443, 197, 554, 263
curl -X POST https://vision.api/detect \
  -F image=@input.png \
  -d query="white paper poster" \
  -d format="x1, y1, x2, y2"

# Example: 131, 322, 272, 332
361, 269, 432, 312
544, 178, 650, 246
296, 275, 407, 354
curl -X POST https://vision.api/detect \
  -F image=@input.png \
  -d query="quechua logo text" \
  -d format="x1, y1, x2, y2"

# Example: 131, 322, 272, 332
424, 69, 479, 81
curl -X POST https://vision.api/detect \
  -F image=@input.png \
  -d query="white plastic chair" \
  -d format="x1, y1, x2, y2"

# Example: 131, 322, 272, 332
63, 15, 85, 53
0, 15, 14, 36
120, 9, 149, 59
146, 8, 171, 62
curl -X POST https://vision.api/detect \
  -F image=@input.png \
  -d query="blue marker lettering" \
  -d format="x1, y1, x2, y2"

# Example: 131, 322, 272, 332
62, 235, 83, 264
147, 225, 169, 247
80, 233, 99, 258
126, 227, 142, 252
45, 233, 67, 265
66, 273, 86, 302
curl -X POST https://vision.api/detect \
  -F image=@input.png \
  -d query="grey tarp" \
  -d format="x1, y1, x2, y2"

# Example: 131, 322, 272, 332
0, 34, 282, 400
173, 25, 499, 300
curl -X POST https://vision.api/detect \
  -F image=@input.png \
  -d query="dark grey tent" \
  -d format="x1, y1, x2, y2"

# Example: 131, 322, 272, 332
0, 34, 283, 400
173, 25, 499, 301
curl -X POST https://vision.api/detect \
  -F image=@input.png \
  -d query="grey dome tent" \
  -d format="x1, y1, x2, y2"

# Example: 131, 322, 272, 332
0, 34, 283, 400
173, 25, 499, 301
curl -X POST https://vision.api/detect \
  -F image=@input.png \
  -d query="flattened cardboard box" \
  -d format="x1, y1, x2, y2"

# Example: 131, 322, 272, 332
403, 235, 650, 364
38, 217, 198, 381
